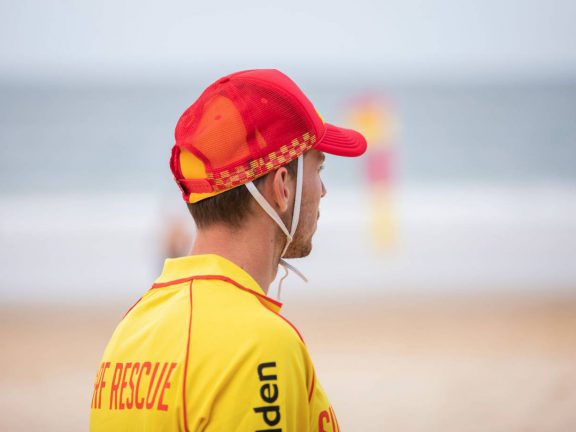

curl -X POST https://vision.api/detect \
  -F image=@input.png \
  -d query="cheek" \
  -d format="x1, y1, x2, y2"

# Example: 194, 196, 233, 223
301, 173, 323, 211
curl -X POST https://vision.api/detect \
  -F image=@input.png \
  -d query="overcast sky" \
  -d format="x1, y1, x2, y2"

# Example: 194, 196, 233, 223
1, 0, 575, 83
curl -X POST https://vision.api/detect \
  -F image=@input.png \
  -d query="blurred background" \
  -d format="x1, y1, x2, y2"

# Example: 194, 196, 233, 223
1, 0, 576, 430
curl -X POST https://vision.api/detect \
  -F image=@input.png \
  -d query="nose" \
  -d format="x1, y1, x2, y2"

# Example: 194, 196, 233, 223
321, 181, 327, 198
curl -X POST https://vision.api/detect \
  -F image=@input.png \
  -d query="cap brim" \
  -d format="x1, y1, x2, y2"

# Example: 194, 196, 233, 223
314, 123, 367, 157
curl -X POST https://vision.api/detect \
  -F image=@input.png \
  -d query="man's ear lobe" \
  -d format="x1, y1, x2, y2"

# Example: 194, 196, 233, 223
272, 167, 291, 213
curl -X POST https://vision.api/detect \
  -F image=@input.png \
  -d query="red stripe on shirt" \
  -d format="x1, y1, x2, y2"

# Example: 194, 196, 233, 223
181, 280, 194, 432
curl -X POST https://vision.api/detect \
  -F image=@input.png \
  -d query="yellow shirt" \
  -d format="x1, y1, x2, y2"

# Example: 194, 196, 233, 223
90, 254, 340, 431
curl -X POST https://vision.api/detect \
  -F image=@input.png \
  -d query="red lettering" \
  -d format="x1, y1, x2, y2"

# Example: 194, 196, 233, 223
135, 362, 151, 409
91, 363, 104, 409
118, 362, 132, 410
146, 362, 168, 409
157, 362, 177, 411
93, 360, 178, 411
318, 410, 330, 432
109, 363, 123, 409
91, 364, 101, 408
126, 362, 140, 409
95, 362, 110, 409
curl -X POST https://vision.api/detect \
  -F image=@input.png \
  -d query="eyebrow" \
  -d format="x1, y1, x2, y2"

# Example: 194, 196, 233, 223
318, 152, 326, 164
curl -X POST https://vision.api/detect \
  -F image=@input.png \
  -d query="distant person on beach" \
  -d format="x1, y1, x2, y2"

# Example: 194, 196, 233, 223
90, 69, 366, 431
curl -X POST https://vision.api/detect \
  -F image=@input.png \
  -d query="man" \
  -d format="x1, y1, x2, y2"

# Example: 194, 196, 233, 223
90, 69, 366, 431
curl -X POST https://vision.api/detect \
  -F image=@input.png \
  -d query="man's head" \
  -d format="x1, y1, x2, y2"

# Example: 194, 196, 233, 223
170, 69, 366, 259
186, 149, 324, 259
186, 157, 297, 230
278, 149, 326, 258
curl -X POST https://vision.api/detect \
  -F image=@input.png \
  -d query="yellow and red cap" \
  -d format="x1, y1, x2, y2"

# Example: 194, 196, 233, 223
170, 69, 367, 203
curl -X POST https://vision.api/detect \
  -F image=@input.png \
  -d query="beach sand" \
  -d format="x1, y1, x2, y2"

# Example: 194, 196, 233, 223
1, 293, 576, 431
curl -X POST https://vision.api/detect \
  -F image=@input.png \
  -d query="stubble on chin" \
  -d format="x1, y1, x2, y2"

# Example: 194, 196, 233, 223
283, 236, 313, 259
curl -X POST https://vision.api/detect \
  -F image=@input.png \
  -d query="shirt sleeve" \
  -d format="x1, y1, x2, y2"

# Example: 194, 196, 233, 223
194, 322, 314, 432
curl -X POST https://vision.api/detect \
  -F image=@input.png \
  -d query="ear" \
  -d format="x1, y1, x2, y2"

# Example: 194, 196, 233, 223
270, 167, 292, 213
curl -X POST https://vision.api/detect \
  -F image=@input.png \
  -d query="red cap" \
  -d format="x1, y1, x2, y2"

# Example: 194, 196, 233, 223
170, 69, 367, 203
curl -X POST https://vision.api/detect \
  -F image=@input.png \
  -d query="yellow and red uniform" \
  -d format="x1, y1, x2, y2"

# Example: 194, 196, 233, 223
90, 254, 340, 431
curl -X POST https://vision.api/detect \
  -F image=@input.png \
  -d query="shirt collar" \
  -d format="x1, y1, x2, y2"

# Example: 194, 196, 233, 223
153, 254, 282, 313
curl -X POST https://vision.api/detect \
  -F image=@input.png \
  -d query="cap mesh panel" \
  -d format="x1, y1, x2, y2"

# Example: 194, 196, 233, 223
178, 79, 312, 175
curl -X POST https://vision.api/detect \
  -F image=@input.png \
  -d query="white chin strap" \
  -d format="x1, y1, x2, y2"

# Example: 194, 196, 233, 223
245, 155, 308, 298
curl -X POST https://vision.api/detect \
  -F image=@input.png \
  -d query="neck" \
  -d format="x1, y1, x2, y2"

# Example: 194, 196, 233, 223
189, 221, 284, 294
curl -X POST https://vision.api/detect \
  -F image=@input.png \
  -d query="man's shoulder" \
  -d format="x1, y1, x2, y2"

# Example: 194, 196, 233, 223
124, 275, 306, 352
247, 307, 306, 352
194, 277, 304, 341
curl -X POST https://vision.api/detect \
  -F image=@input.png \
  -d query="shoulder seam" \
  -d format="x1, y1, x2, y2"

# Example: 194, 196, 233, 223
121, 295, 144, 320
269, 310, 306, 343
152, 275, 282, 308
263, 308, 315, 403
308, 371, 316, 402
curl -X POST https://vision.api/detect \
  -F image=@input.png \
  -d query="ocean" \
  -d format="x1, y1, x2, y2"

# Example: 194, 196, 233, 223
1, 79, 575, 301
